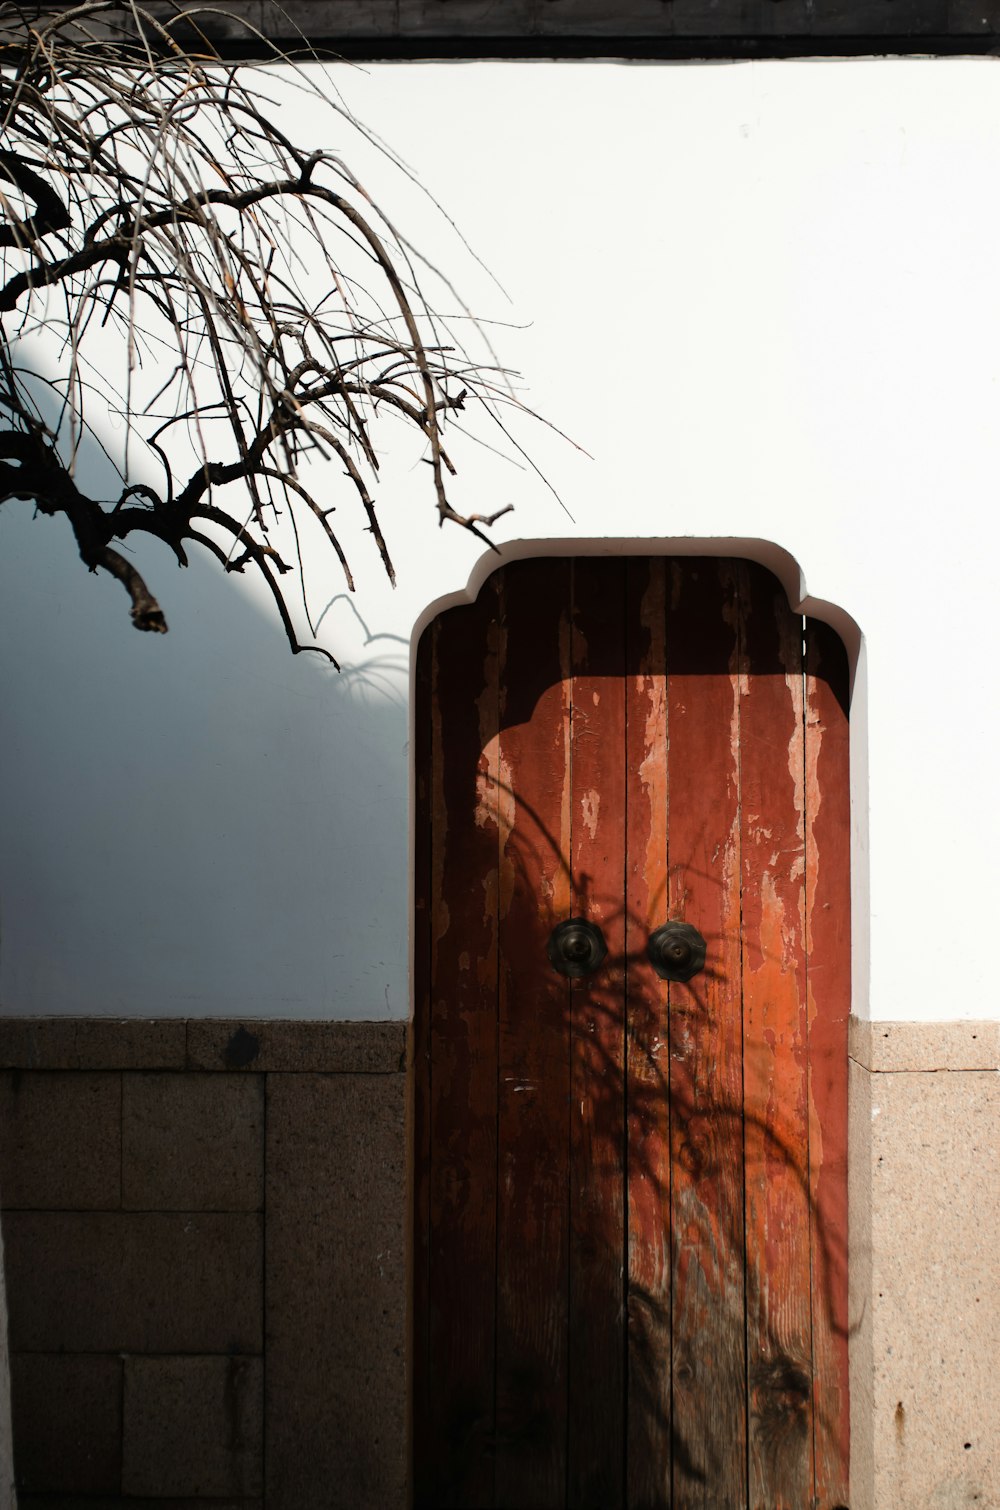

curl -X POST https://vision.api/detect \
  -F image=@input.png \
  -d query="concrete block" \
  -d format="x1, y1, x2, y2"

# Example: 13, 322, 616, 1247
3, 1211, 262, 1353
0, 1019, 185, 1071
0, 1072, 120, 1210
18, 1499, 257, 1509
265, 1072, 406, 1510
848, 1056, 874, 1510
122, 1073, 263, 1211
185, 1019, 405, 1073
123, 1356, 262, 1498
10, 1354, 121, 1493
865, 1069, 1000, 1508
849, 1016, 1000, 1073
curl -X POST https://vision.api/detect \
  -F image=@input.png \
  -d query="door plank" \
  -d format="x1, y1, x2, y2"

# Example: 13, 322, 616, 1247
738, 563, 813, 1509
495, 558, 573, 1508
666, 559, 748, 1509
567, 557, 628, 1508
412, 616, 433, 1501
804, 621, 851, 1510
420, 579, 503, 1507
624, 558, 673, 1508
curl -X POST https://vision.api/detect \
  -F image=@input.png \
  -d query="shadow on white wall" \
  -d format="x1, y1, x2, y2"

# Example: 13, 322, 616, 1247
0, 392, 410, 1018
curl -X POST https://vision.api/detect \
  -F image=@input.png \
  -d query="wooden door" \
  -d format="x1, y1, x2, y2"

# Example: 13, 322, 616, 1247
412, 558, 850, 1510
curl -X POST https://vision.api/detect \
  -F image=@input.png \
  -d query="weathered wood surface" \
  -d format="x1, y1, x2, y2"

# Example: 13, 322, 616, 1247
415, 557, 851, 1509
804, 620, 852, 1510
36, 0, 1000, 52
567, 558, 627, 1509
411, 609, 433, 1503
495, 558, 573, 1508
624, 558, 672, 1509
739, 563, 812, 1509
666, 560, 747, 1508
418, 581, 503, 1506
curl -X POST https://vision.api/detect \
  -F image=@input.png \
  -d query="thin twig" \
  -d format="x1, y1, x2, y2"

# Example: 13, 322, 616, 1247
0, 1, 551, 654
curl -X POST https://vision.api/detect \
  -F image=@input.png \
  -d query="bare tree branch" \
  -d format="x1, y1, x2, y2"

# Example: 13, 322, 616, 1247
0, 1, 530, 654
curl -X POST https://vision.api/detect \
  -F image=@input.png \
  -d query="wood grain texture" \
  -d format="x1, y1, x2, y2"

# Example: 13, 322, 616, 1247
666, 559, 747, 1508
738, 564, 812, 1509
421, 580, 503, 1507
193, 0, 1000, 51
567, 558, 628, 1508
624, 558, 672, 1508
804, 620, 851, 1510
415, 557, 851, 1509
411, 617, 433, 1503
495, 559, 573, 1508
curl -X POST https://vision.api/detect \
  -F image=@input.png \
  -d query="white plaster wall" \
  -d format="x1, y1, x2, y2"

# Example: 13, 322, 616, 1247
1, 58, 998, 1022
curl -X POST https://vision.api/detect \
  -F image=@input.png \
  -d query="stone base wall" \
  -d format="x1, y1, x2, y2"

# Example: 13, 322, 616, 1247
849, 1019, 1000, 1510
1, 1016, 997, 1510
0, 1020, 407, 1510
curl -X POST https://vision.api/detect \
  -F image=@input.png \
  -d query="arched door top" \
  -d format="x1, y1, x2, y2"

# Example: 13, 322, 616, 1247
413, 557, 850, 1509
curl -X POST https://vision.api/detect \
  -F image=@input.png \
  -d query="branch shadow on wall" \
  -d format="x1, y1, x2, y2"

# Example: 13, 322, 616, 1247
0, 399, 410, 1015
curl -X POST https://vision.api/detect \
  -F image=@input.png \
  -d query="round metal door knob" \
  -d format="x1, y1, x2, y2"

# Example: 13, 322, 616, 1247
547, 918, 608, 979
647, 921, 707, 982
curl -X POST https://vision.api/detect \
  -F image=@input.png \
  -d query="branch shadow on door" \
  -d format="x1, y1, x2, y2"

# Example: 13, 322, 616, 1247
413, 556, 851, 1510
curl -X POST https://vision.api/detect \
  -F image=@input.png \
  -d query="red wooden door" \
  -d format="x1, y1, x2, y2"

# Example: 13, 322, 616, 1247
413, 558, 850, 1510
